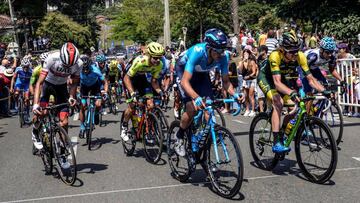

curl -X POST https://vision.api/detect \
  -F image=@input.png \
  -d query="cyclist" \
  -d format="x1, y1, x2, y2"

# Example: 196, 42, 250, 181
30, 52, 48, 95
108, 59, 121, 96
121, 42, 165, 141
78, 55, 108, 138
96, 54, 109, 79
32, 42, 82, 169
303, 37, 345, 94
10, 57, 33, 121
174, 28, 244, 156
257, 31, 328, 153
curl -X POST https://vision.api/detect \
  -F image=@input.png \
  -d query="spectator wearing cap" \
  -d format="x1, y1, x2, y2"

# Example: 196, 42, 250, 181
0, 68, 14, 117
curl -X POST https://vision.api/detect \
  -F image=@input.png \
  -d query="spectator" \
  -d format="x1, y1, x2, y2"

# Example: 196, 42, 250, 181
241, 33, 248, 50
265, 29, 278, 56
258, 30, 267, 46
309, 33, 317, 49
0, 68, 13, 117
0, 43, 6, 60
239, 48, 258, 117
230, 34, 238, 56
33, 38, 37, 51
37, 37, 43, 50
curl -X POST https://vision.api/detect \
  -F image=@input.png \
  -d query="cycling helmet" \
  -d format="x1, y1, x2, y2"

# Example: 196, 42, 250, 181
39, 52, 49, 62
95, 54, 107, 63
319, 37, 336, 51
21, 57, 31, 67
147, 42, 165, 57
60, 42, 80, 66
204, 28, 228, 49
281, 31, 300, 52
109, 60, 118, 68
80, 55, 91, 68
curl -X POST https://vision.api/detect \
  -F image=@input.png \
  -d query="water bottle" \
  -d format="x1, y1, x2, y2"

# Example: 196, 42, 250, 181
285, 118, 296, 135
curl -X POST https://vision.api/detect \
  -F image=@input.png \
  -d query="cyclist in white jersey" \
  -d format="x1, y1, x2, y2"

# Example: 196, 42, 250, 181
32, 42, 82, 158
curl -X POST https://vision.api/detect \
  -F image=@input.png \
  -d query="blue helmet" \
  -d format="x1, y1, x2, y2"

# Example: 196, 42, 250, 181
204, 28, 228, 49
96, 54, 107, 63
319, 37, 336, 51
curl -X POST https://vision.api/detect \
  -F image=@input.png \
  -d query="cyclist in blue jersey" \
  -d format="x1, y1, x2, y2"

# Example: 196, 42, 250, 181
10, 57, 33, 118
174, 28, 245, 156
78, 55, 108, 138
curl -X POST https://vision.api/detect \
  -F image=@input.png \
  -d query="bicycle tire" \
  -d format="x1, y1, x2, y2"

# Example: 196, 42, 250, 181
142, 112, 163, 164
166, 120, 192, 182
205, 126, 243, 198
39, 127, 53, 174
19, 98, 24, 128
120, 111, 136, 156
153, 107, 169, 145
52, 126, 77, 185
111, 94, 117, 115
320, 102, 343, 145
214, 107, 226, 127
87, 108, 94, 150
295, 116, 338, 184
249, 112, 278, 170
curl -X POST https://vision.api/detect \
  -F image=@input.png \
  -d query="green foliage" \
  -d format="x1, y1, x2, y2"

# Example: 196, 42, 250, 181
0, 1, 9, 14
36, 12, 95, 51
110, 0, 164, 44
0, 33, 13, 43
238, 2, 271, 30
322, 14, 360, 40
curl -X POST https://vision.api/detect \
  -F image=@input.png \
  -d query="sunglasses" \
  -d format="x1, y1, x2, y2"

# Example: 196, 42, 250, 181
323, 49, 334, 55
151, 57, 161, 61
212, 48, 225, 55
285, 50, 299, 55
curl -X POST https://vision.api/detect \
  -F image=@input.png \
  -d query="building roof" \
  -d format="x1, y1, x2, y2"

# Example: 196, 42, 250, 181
0, 15, 13, 29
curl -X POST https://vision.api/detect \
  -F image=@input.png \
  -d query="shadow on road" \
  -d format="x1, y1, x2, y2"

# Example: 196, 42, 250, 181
0, 131, 7, 137
77, 163, 109, 174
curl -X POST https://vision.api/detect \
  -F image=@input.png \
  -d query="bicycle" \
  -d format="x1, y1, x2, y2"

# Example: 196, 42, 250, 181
107, 83, 118, 115
309, 84, 345, 146
16, 89, 30, 128
249, 95, 338, 184
81, 95, 103, 150
167, 98, 243, 198
120, 96, 164, 164
35, 103, 77, 185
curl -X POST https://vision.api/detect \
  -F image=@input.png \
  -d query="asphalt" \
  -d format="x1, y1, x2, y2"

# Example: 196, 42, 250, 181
1, 102, 360, 203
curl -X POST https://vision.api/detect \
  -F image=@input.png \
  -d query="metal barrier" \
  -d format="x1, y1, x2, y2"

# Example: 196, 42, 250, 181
337, 58, 360, 107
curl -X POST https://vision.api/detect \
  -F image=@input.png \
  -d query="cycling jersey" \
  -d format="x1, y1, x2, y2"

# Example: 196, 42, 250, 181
109, 61, 120, 77
14, 66, 32, 85
304, 48, 336, 70
258, 50, 310, 101
80, 64, 104, 87
30, 65, 42, 85
42, 52, 82, 85
176, 43, 229, 75
127, 55, 162, 79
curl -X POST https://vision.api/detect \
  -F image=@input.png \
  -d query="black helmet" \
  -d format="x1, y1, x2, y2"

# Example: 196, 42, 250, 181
80, 55, 91, 72
281, 31, 300, 52
204, 28, 228, 49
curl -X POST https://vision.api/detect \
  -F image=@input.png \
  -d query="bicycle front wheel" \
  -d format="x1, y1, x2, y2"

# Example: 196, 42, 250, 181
206, 126, 243, 198
249, 112, 278, 170
320, 101, 343, 145
295, 116, 338, 184
120, 112, 136, 156
86, 108, 94, 150
142, 112, 163, 164
214, 107, 226, 127
153, 107, 169, 146
52, 126, 77, 185
18, 99, 24, 128
39, 126, 53, 174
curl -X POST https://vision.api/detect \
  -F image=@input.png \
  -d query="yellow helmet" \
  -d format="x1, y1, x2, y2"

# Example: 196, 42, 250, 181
109, 60, 118, 68
146, 42, 165, 57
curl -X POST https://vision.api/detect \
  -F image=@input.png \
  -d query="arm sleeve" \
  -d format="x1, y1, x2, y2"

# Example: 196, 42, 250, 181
219, 52, 230, 75
306, 52, 318, 67
127, 57, 141, 77
298, 52, 310, 75
184, 47, 202, 74
269, 52, 281, 75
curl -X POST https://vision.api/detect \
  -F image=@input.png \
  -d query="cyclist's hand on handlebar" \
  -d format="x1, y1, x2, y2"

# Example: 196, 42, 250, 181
68, 97, 77, 107
322, 90, 332, 98
233, 93, 245, 103
131, 91, 139, 102
290, 91, 300, 103
193, 96, 205, 110
32, 103, 41, 115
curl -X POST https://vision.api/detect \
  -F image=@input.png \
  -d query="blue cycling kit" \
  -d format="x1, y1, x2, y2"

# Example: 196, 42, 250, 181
80, 64, 104, 87
15, 66, 32, 91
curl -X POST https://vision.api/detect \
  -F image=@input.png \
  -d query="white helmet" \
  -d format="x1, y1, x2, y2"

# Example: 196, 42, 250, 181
60, 42, 80, 66
39, 52, 49, 62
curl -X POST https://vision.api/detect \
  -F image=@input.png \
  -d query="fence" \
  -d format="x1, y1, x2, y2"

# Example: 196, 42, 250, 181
337, 58, 360, 108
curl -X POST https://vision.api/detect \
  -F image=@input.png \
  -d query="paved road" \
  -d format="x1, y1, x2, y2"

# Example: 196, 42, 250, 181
1, 103, 360, 203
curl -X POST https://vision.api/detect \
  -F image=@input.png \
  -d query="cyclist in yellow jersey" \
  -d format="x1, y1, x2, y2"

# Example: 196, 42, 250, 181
29, 52, 48, 96
257, 31, 328, 153
120, 42, 165, 141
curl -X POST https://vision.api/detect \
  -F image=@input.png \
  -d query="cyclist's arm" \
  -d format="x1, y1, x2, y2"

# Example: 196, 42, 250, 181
272, 74, 294, 95
328, 57, 342, 82
34, 72, 47, 105
300, 52, 325, 92
306, 73, 325, 92
180, 71, 199, 99
10, 72, 16, 92
151, 78, 161, 94
222, 74, 237, 96
69, 77, 79, 99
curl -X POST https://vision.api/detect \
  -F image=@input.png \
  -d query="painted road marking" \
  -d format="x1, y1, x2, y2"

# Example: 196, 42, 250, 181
4, 167, 360, 203
352, 157, 360, 162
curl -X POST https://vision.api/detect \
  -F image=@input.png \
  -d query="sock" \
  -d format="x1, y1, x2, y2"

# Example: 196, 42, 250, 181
273, 132, 280, 144
176, 127, 185, 139
80, 122, 85, 131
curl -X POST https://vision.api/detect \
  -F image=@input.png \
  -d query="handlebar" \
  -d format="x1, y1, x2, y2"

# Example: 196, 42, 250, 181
194, 98, 241, 120
81, 95, 103, 99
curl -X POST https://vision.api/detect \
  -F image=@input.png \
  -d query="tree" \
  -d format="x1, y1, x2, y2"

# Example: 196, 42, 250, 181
36, 12, 95, 51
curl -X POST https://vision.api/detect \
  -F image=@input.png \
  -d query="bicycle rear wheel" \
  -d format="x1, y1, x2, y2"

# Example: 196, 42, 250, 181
120, 112, 136, 156
249, 112, 278, 170
18, 99, 24, 128
142, 112, 163, 164
167, 120, 192, 182
295, 116, 338, 184
320, 102, 343, 145
52, 126, 77, 185
206, 126, 244, 198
